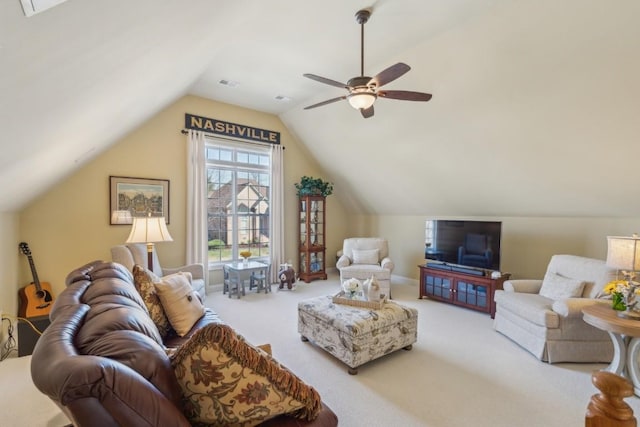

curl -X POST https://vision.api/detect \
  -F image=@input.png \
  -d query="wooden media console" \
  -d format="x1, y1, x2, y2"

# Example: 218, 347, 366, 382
418, 263, 510, 318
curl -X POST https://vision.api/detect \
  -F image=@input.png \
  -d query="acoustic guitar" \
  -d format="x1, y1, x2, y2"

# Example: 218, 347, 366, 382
18, 242, 54, 318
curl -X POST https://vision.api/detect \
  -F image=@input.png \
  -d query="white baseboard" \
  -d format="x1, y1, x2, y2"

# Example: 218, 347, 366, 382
392, 274, 419, 286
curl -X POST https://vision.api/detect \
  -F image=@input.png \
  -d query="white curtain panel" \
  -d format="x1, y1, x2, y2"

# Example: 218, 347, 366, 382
270, 144, 285, 283
186, 130, 209, 286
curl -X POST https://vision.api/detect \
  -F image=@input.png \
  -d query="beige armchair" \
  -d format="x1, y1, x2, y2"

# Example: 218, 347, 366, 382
336, 237, 394, 298
493, 254, 616, 363
111, 243, 206, 298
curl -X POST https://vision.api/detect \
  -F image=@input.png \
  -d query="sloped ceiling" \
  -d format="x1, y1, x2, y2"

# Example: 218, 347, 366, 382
2, 0, 640, 217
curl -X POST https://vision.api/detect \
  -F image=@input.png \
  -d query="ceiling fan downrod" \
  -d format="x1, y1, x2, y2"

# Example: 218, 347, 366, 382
355, 9, 371, 77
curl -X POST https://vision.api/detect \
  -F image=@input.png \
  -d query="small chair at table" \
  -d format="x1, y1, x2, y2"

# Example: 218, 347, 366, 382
223, 264, 244, 298
250, 262, 271, 294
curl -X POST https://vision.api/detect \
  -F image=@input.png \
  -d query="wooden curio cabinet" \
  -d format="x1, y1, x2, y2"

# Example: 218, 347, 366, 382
298, 195, 327, 283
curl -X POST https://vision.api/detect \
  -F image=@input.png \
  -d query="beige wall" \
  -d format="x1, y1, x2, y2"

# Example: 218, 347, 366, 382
369, 215, 640, 281
15, 95, 349, 298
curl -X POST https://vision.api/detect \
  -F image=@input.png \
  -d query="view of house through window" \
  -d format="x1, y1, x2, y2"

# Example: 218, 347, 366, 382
205, 138, 271, 264
425, 220, 435, 249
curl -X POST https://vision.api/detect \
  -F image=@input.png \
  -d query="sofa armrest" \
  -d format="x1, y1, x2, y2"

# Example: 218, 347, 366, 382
381, 257, 394, 272
32, 306, 191, 427
503, 279, 543, 294
163, 263, 205, 280
336, 255, 351, 269
552, 298, 610, 318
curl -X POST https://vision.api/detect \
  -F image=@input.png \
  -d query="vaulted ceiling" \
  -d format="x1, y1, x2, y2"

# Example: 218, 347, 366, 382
2, 0, 640, 216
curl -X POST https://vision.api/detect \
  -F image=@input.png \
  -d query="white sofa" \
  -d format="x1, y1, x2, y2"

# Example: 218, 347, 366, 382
336, 237, 394, 298
111, 243, 206, 298
493, 254, 616, 363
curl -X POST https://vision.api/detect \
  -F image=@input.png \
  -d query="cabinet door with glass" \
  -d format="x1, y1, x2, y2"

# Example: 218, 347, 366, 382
298, 195, 327, 283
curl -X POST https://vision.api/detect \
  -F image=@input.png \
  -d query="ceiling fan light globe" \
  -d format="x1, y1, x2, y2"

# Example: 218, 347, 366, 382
347, 92, 376, 110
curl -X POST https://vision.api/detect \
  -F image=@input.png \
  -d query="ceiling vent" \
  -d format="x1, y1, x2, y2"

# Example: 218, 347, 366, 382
20, 0, 68, 17
218, 79, 239, 88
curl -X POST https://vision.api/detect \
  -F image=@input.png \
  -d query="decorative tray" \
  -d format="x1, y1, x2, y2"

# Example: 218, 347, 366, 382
332, 291, 387, 309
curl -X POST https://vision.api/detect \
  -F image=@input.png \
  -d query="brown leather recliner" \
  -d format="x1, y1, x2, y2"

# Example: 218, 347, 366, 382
30, 260, 338, 427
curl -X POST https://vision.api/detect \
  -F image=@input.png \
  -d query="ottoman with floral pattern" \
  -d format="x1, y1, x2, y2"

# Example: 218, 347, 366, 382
298, 295, 418, 374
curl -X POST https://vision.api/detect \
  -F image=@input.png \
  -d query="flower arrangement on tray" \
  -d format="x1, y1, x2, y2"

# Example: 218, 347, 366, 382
342, 278, 363, 298
334, 278, 387, 309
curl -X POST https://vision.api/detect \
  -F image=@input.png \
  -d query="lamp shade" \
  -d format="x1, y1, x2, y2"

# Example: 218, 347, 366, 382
606, 235, 640, 271
126, 216, 173, 244
111, 210, 132, 225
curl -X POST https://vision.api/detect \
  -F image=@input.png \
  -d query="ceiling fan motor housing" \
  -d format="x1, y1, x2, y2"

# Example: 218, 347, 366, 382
347, 76, 375, 90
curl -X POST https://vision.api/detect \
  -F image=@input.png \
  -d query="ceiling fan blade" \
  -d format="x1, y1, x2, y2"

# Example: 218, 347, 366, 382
378, 90, 432, 102
360, 106, 374, 118
370, 63, 411, 88
303, 73, 349, 89
304, 96, 347, 110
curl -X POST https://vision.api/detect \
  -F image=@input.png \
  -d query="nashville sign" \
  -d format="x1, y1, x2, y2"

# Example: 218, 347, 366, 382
185, 113, 280, 145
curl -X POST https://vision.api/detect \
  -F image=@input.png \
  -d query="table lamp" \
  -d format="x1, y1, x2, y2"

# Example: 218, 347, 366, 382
126, 214, 173, 271
606, 235, 640, 272
606, 234, 640, 317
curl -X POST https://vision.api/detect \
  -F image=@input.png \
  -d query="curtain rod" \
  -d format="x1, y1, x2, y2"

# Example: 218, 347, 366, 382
180, 129, 284, 149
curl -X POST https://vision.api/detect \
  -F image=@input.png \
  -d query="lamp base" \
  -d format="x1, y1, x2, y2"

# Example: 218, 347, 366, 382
146, 242, 155, 272
617, 309, 640, 320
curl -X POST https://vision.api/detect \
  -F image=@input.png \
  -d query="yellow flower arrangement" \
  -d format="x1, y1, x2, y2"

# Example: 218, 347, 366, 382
603, 279, 640, 311
239, 250, 252, 259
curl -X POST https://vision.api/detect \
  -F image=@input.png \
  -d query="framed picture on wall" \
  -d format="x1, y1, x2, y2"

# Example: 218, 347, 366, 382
109, 176, 170, 225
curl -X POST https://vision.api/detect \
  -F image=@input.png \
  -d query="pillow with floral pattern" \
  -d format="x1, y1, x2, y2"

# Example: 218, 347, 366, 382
132, 264, 172, 338
171, 323, 321, 426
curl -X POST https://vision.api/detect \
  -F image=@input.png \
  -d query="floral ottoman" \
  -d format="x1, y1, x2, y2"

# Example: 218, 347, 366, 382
297, 295, 418, 374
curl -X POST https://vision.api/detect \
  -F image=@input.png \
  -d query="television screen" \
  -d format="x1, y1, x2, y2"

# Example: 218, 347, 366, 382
425, 220, 502, 271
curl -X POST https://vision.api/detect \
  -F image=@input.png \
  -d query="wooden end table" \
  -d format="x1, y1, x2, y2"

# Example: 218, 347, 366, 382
582, 304, 640, 396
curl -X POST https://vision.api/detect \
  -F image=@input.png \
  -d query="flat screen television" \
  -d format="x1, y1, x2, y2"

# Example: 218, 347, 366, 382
425, 220, 502, 271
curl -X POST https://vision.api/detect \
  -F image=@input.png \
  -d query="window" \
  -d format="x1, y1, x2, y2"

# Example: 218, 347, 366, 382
425, 220, 435, 249
205, 138, 271, 265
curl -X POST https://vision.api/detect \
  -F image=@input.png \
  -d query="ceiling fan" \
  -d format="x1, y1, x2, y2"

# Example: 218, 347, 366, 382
303, 8, 432, 119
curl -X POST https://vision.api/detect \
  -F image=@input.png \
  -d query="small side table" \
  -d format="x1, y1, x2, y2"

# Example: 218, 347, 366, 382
224, 261, 268, 298
582, 304, 640, 396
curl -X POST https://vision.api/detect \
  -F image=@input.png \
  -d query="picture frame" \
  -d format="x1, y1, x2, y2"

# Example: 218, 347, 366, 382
109, 176, 170, 225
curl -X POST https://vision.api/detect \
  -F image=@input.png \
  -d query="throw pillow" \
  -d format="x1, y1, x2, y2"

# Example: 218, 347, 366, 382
132, 264, 172, 338
171, 323, 321, 426
352, 248, 379, 265
539, 272, 586, 300
154, 272, 206, 337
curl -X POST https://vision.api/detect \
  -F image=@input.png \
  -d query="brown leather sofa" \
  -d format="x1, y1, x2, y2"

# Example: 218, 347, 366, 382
31, 260, 338, 427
